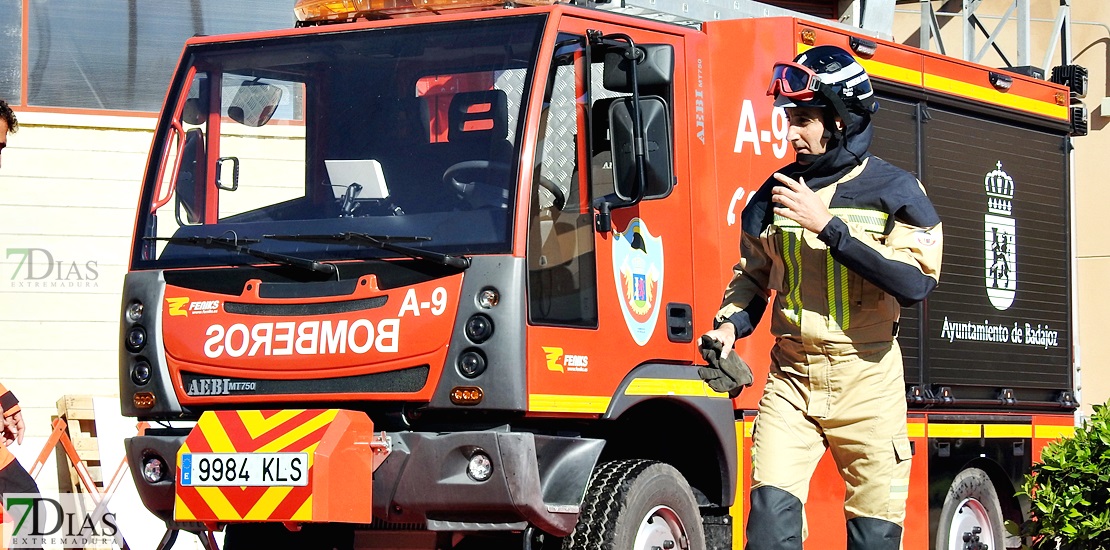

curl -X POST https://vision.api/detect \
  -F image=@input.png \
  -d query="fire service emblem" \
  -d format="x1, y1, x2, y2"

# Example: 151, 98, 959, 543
612, 218, 664, 346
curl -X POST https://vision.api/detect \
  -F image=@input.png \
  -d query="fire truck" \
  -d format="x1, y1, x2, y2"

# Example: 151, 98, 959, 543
118, 0, 1084, 548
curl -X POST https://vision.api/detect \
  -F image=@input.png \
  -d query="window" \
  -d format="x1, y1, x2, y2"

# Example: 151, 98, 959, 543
527, 35, 598, 327
133, 16, 545, 271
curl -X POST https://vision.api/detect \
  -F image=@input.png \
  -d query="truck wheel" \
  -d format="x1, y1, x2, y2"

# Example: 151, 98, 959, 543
935, 468, 1004, 550
562, 460, 705, 550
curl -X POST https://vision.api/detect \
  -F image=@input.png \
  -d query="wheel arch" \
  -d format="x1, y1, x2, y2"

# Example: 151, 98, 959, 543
599, 362, 738, 508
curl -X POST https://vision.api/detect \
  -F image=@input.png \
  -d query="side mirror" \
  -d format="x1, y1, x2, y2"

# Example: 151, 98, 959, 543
609, 96, 673, 202
175, 129, 206, 225
228, 80, 282, 127
602, 44, 674, 91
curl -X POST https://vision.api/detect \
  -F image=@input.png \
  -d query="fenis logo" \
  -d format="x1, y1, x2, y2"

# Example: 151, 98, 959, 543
984, 162, 1016, 310
167, 297, 221, 316
542, 347, 589, 373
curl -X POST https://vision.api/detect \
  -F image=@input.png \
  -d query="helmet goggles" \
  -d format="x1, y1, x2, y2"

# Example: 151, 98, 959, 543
766, 61, 823, 102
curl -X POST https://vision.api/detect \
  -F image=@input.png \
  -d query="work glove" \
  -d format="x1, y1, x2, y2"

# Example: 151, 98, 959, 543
697, 335, 753, 398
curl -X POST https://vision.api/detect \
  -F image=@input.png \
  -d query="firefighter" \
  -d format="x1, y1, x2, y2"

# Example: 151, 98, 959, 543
699, 46, 943, 549
0, 100, 42, 500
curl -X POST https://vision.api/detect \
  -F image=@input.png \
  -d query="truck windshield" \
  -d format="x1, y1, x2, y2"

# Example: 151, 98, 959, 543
132, 16, 545, 271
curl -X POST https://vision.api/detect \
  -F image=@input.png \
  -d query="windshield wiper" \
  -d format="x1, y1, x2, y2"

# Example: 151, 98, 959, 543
263, 233, 471, 269
147, 235, 337, 275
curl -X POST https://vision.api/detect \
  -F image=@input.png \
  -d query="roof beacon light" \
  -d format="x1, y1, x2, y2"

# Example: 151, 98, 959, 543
294, 0, 369, 21
295, 0, 558, 22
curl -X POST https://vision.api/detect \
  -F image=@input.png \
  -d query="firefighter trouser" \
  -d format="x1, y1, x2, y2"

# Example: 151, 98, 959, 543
745, 340, 912, 550
0, 460, 38, 497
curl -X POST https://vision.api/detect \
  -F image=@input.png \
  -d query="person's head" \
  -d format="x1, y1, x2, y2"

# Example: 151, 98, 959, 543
0, 99, 17, 170
783, 106, 843, 164
767, 45, 876, 164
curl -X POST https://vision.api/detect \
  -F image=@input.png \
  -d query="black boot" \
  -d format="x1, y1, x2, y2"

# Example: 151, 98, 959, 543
744, 486, 803, 550
846, 516, 902, 550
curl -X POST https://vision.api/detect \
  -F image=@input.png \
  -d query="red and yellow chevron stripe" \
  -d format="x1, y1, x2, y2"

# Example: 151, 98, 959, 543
175, 409, 377, 524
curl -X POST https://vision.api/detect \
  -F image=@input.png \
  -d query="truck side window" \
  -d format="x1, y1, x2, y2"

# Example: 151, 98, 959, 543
527, 36, 598, 327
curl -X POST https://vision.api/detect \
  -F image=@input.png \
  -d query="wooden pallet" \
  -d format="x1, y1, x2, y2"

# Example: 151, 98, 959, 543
54, 395, 103, 493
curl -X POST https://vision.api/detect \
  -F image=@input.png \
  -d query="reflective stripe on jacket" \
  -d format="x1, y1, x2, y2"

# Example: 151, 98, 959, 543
717, 156, 942, 361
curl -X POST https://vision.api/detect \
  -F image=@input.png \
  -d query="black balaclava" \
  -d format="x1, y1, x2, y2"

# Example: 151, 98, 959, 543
742, 105, 874, 236
785, 105, 873, 191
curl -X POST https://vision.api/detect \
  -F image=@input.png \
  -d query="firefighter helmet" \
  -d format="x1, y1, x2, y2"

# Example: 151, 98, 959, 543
768, 45, 877, 115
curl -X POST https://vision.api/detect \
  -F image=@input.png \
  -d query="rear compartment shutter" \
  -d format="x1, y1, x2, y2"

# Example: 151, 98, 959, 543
922, 107, 1070, 401
871, 93, 1072, 406
868, 96, 923, 387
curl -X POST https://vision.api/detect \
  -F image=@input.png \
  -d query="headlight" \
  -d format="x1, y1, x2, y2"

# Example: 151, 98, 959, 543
466, 451, 493, 482
125, 326, 147, 352
131, 360, 152, 386
477, 288, 500, 309
142, 456, 166, 483
464, 314, 494, 343
126, 301, 144, 322
457, 349, 487, 378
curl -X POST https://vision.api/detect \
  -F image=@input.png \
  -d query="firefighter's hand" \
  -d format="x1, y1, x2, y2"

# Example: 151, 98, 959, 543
701, 325, 736, 358
697, 335, 753, 398
771, 173, 833, 234
2, 411, 25, 446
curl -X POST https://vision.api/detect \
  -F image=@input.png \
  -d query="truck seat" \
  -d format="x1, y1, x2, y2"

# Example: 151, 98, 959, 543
441, 90, 515, 207
447, 89, 513, 165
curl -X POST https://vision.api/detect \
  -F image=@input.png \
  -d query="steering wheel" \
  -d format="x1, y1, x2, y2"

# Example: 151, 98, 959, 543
535, 175, 567, 211
443, 160, 511, 196
443, 161, 568, 211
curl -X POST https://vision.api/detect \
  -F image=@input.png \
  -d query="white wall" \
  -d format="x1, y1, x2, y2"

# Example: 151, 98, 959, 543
0, 112, 220, 548
0, 111, 154, 438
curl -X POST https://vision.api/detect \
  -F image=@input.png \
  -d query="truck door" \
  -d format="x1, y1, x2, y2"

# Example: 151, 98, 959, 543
525, 21, 693, 414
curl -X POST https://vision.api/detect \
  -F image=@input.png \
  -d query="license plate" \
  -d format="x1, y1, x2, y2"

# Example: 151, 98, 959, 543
180, 452, 308, 487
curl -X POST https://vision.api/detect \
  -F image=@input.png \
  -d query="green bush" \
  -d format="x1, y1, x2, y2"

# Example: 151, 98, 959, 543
1006, 402, 1110, 549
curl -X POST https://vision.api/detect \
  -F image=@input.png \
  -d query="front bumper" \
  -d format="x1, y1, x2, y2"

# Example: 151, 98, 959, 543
125, 410, 603, 536
371, 430, 603, 535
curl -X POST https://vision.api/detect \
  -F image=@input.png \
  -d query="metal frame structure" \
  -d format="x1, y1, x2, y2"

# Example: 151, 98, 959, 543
593, 0, 1073, 71
896, 0, 1074, 71
587, 0, 884, 36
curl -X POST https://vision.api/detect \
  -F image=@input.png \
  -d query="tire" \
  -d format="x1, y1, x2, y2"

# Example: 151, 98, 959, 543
562, 460, 706, 550
935, 468, 1005, 550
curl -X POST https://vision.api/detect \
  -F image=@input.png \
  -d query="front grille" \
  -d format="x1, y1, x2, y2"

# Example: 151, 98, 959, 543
180, 365, 429, 396
223, 296, 387, 316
